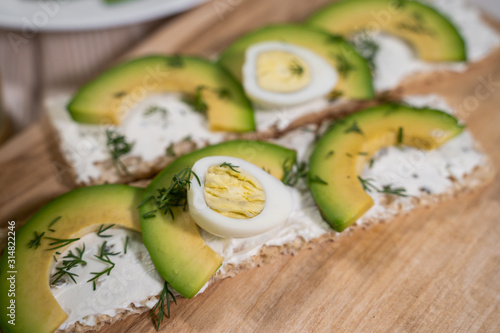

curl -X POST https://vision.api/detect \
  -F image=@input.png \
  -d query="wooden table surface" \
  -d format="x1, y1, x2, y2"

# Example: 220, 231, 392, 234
1, 0, 500, 332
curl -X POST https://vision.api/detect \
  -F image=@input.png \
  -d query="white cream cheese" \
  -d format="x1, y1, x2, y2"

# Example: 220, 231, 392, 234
51, 229, 164, 330
373, 0, 500, 91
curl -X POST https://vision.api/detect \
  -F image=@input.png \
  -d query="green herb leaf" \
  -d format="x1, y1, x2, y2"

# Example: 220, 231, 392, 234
97, 224, 115, 238
45, 237, 80, 251
124, 236, 130, 254
51, 244, 87, 285
28, 231, 45, 249
143, 167, 200, 220
308, 175, 328, 186
289, 60, 304, 77
397, 127, 404, 145
167, 55, 184, 68
344, 121, 364, 135
183, 85, 208, 113
281, 159, 308, 187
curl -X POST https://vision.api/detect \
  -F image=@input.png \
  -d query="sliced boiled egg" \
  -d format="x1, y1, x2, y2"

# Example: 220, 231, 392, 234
187, 156, 293, 238
242, 41, 338, 108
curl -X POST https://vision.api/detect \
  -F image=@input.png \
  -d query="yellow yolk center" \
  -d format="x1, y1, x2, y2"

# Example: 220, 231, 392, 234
256, 50, 311, 93
204, 164, 266, 219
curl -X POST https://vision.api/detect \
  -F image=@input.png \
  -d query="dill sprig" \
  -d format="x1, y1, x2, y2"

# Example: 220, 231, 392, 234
397, 12, 434, 36
51, 244, 87, 285
216, 88, 231, 99
308, 174, 329, 186
325, 151, 335, 159
351, 32, 379, 71
87, 241, 120, 291
97, 224, 115, 238
397, 127, 404, 145
48, 216, 62, 232
27, 231, 45, 249
45, 237, 80, 251
220, 162, 240, 173
152, 281, 177, 331
167, 55, 184, 68
105, 129, 134, 177
183, 85, 208, 113
289, 60, 304, 77
139, 167, 201, 220
166, 143, 176, 157
144, 106, 168, 119
380, 184, 409, 197
333, 53, 354, 78
344, 121, 364, 135
358, 176, 409, 197
281, 159, 308, 187
124, 236, 130, 254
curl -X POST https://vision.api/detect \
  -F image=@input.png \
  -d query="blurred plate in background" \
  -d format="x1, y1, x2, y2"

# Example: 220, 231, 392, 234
0, 0, 205, 31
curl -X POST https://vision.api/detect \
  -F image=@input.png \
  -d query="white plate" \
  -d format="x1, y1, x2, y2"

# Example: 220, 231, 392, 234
0, 0, 205, 31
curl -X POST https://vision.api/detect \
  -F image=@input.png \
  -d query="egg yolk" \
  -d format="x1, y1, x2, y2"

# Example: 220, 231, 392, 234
204, 164, 266, 219
256, 50, 311, 93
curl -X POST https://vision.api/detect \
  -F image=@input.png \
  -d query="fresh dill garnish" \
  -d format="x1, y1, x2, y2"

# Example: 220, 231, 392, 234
88, 241, 120, 291
325, 151, 335, 159
325, 35, 344, 44
344, 121, 364, 135
369, 158, 375, 168
140, 167, 201, 220
28, 231, 45, 249
48, 216, 61, 228
167, 55, 184, 68
357, 176, 409, 197
183, 85, 208, 113
220, 162, 240, 173
166, 143, 176, 157
45, 237, 80, 251
397, 127, 404, 145
124, 236, 130, 254
216, 88, 231, 99
144, 106, 168, 120
379, 184, 409, 197
114, 91, 127, 98
51, 244, 87, 285
281, 159, 308, 187
182, 135, 192, 142
327, 90, 343, 101
351, 32, 379, 71
396, 12, 434, 36
333, 53, 354, 78
308, 175, 328, 186
105, 129, 134, 177
289, 60, 304, 77
53, 254, 58, 263
357, 176, 379, 192
97, 224, 115, 238
152, 281, 177, 331
346, 153, 353, 158
142, 211, 157, 219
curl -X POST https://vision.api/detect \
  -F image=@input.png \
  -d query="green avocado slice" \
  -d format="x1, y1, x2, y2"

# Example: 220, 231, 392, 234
309, 104, 464, 232
140, 140, 297, 298
307, 0, 466, 62
67, 55, 255, 132
0, 185, 143, 333
218, 24, 375, 100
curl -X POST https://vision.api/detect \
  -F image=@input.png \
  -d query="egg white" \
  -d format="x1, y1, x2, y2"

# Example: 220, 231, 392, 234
242, 41, 338, 108
187, 156, 293, 238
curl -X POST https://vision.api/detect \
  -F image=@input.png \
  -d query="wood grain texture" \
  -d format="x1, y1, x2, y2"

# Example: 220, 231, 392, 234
1, 0, 500, 332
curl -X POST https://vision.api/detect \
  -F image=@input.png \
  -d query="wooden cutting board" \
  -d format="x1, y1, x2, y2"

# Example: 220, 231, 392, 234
1, 0, 500, 332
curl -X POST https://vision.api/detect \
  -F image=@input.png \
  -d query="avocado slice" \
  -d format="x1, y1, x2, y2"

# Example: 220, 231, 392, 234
67, 55, 256, 132
0, 185, 143, 333
307, 0, 466, 62
309, 104, 464, 232
140, 140, 297, 298
218, 24, 374, 100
